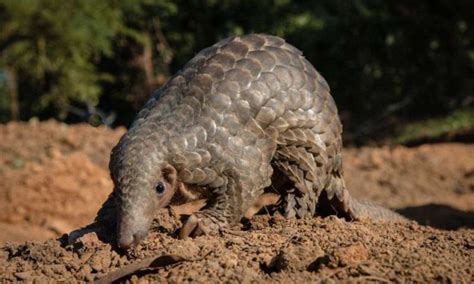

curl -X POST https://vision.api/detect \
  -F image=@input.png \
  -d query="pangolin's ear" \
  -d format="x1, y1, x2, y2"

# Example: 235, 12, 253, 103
162, 164, 177, 186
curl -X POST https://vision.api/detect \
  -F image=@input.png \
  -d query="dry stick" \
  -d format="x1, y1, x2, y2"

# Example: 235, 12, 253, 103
94, 252, 211, 284
94, 255, 185, 284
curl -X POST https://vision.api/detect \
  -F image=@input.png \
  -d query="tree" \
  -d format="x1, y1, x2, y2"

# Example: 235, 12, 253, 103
1, 0, 472, 143
0, 0, 122, 119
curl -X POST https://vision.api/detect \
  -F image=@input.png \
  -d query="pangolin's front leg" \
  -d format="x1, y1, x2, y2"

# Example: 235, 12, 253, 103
179, 178, 239, 239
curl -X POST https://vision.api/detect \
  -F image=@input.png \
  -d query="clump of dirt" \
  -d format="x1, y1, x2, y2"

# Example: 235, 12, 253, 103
1, 212, 472, 283
0, 121, 473, 282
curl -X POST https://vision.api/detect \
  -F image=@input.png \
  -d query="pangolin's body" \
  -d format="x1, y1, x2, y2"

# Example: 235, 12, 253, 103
108, 34, 405, 248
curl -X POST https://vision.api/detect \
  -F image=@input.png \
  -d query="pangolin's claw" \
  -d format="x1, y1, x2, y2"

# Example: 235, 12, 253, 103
179, 211, 224, 239
179, 215, 199, 239
178, 192, 281, 239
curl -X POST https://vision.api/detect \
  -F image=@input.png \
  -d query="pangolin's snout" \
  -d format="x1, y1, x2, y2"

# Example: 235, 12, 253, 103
117, 228, 148, 249
117, 214, 151, 249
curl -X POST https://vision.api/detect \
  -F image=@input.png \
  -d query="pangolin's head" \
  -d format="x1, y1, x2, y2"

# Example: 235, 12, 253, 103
109, 137, 177, 249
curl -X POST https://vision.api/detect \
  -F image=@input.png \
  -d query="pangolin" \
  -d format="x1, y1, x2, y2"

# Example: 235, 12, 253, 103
102, 34, 405, 249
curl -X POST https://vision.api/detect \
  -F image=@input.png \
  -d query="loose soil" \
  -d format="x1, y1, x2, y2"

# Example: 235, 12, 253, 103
0, 120, 473, 283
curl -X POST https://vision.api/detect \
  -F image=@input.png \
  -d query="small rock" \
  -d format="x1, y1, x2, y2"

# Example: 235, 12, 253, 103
89, 255, 104, 272
335, 244, 369, 266
14, 271, 33, 281
85, 273, 95, 283
130, 275, 140, 283
78, 232, 100, 245
78, 265, 93, 281
101, 255, 112, 270
206, 260, 221, 272
80, 251, 94, 263
137, 278, 150, 284
220, 253, 238, 268
32, 276, 49, 283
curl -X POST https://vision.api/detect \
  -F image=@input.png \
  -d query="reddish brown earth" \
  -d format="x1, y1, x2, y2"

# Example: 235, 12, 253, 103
0, 120, 473, 283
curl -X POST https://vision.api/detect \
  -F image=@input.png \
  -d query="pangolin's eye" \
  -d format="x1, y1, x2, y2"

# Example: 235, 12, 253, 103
155, 182, 165, 194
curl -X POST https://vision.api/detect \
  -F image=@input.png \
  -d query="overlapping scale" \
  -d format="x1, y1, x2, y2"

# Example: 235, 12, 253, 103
117, 33, 349, 222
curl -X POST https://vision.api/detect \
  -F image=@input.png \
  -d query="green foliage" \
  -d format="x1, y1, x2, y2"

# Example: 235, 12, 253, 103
0, 0, 123, 118
141, 0, 473, 140
0, 71, 8, 121
0, 0, 472, 143
396, 108, 474, 144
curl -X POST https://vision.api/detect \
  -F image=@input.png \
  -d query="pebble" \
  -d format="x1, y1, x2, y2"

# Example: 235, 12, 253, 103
14, 271, 33, 281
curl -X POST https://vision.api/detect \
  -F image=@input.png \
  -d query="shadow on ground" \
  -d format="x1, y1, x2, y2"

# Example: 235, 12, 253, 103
397, 203, 474, 230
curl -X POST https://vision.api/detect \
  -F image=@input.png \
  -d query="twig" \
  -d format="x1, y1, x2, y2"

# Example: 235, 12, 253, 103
94, 252, 211, 284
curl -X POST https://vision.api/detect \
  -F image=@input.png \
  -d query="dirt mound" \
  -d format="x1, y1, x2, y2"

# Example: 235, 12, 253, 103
1, 214, 472, 283
0, 121, 473, 282
0, 153, 111, 238
0, 120, 125, 243
344, 144, 474, 229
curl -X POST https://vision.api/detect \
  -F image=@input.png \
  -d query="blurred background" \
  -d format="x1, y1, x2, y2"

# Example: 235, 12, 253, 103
0, 0, 473, 249
0, 0, 473, 144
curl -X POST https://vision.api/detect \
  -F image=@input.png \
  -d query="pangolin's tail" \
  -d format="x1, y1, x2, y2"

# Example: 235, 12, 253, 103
347, 196, 408, 222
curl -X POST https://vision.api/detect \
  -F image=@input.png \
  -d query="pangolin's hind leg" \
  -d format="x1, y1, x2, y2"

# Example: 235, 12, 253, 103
320, 173, 408, 221
275, 145, 407, 222
316, 170, 354, 220
272, 142, 329, 218
272, 123, 357, 220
